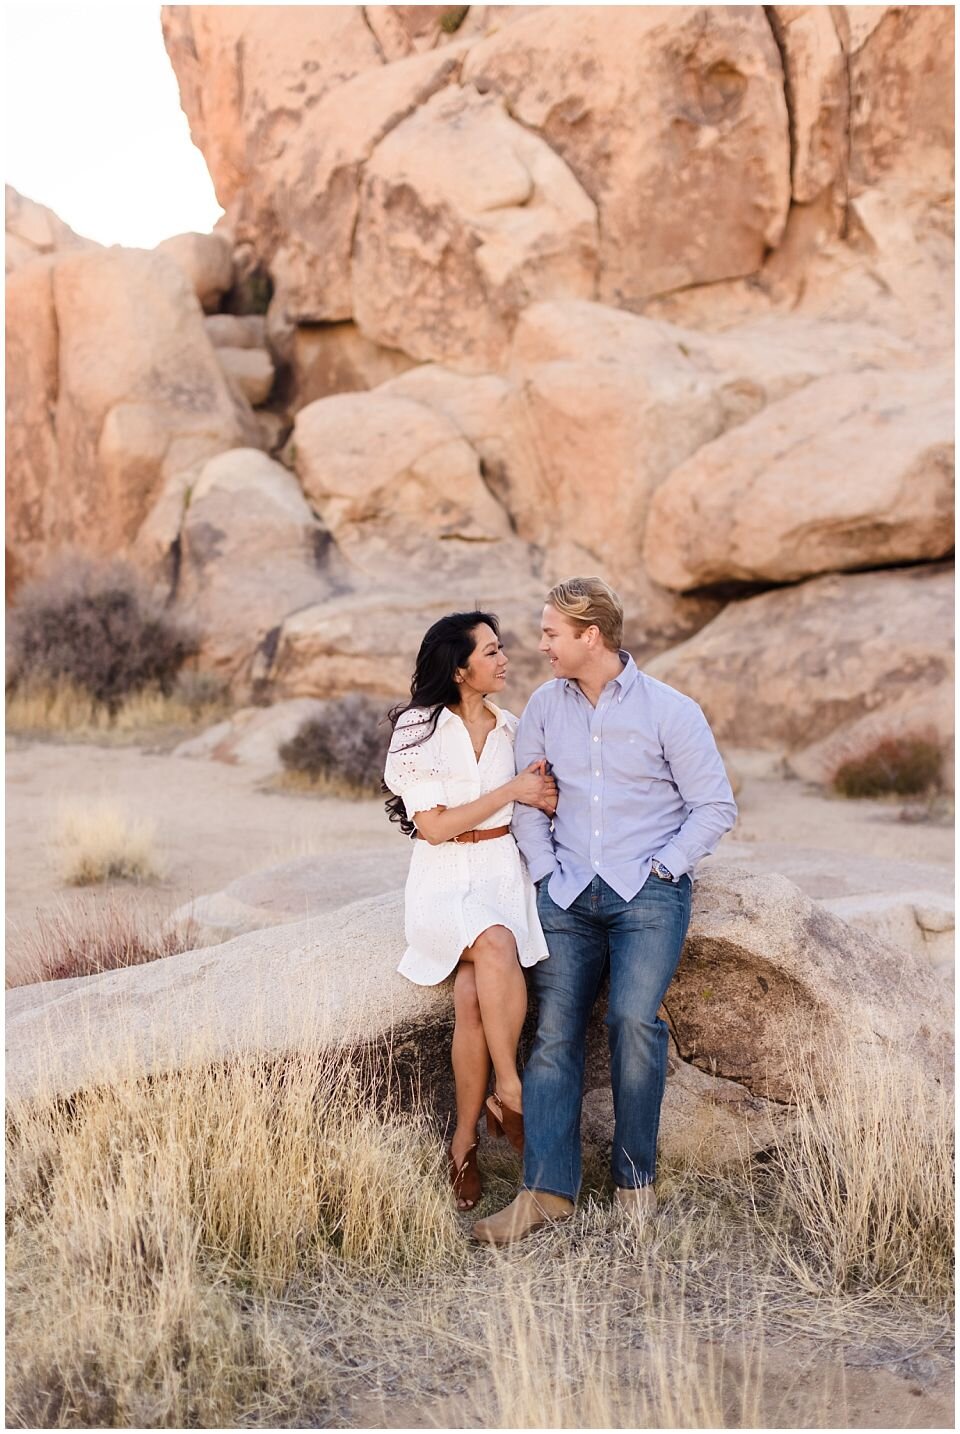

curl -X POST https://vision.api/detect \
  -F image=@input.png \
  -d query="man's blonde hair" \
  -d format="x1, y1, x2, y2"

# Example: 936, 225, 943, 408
546, 576, 624, 650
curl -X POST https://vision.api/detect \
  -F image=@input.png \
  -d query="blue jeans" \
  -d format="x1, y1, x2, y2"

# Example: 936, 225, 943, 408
523, 873, 692, 1201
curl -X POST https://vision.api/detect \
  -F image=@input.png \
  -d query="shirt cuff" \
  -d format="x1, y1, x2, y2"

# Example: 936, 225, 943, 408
653, 842, 687, 881
527, 853, 558, 884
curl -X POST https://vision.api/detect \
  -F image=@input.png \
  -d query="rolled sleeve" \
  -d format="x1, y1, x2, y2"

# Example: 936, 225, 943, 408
655, 701, 737, 878
511, 691, 557, 882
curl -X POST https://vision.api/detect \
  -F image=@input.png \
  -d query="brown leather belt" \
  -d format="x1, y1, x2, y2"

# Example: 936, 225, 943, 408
451, 824, 511, 845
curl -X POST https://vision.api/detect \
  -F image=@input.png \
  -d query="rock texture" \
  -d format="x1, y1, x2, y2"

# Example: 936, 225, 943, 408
463, 6, 791, 307
353, 86, 598, 370
647, 566, 954, 770
5, 185, 99, 273
5, 247, 256, 580
155, 230, 233, 311
7, 869, 950, 1173
644, 366, 954, 589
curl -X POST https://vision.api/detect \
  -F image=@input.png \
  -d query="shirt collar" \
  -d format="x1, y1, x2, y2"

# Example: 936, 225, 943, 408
437, 700, 509, 729
563, 650, 639, 702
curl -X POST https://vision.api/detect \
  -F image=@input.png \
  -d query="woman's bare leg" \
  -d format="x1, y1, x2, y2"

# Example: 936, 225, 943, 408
461, 925, 526, 1112
450, 963, 491, 1198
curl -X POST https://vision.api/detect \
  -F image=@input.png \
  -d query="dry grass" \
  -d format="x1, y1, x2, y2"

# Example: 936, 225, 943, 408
269, 768, 381, 801
7, 895, 202, 986
5, 1031, 953, 1428
6, 677, 229, 742
749, 1044, 954, 1308
53, 799, 163, 886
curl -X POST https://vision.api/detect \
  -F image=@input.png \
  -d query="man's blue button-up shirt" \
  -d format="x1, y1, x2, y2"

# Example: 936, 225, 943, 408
511, 652, 737, 910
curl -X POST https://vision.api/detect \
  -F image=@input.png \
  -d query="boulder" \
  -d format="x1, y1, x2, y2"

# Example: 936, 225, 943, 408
7, 870, 949, 1171
287, 322, 418, 409
172, 697, 331, 777
362, 5, 541, 61
216, 346, 275, 406
160, 6, 385, 213
767, 6, 848, 206
5, 185, 99, 273
663, 865, 951, 1102
168, 850, 412, 945
266, 46, 468, 324
844, 5, 954, 190
646, 566, 954, 755
819, 892, 955, 985
5, 246, 254, 581
352, 86, 598, 371
174, 447, 337, 684
203, 314, 267, 350
155, 230, 233, 311
292, 391, 513, 565
462, 6, 790, 307
644, 366, 954, 590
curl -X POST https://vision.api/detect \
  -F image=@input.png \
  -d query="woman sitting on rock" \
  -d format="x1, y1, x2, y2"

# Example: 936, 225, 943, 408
383, 610, 556, 1211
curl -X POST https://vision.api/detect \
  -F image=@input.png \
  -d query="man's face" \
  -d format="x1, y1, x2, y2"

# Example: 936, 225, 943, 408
539, 603, 590, 679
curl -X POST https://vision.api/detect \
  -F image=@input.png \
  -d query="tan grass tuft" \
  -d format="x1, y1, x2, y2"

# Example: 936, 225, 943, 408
53, 798, 163, 885
6, 894, 201, 986
6, 676, 229, 741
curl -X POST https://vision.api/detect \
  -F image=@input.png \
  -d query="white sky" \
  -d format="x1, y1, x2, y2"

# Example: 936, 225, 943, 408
5, 1, 223, 248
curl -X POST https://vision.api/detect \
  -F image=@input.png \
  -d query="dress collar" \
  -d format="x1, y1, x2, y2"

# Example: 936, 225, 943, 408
437, 699, 510, 729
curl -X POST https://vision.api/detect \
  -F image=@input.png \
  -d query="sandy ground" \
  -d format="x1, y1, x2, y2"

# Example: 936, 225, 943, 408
5, 737, 952, 986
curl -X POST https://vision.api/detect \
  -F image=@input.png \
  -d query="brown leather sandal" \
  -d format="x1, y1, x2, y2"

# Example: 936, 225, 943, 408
448, 1142, 482, 1210
485, 1092, 524, 1155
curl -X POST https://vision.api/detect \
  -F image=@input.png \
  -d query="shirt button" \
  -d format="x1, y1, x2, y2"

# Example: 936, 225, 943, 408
595, 770, 600, 776
593, 736, 599, 742
594, 829, 600, 836
593, 795, 599, 802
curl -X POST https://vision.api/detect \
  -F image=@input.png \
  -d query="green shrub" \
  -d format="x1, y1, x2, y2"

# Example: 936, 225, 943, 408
278, 695, 392, 795
832, 736, 942, 798
6, 554, 198, 714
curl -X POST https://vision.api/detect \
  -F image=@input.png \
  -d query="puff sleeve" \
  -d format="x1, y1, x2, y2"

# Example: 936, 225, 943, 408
383, 708, 447, 820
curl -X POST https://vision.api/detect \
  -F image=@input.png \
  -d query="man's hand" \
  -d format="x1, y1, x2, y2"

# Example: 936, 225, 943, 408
522, 758, 557, 816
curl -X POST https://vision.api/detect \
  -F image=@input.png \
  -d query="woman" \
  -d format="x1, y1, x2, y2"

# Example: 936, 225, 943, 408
383, 611, 555, 1211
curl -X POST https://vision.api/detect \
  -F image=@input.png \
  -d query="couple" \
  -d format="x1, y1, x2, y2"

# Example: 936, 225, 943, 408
383, 577, 737, 1245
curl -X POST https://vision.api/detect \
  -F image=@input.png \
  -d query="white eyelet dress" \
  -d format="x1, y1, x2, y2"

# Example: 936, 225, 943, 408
383, 702, 549, 986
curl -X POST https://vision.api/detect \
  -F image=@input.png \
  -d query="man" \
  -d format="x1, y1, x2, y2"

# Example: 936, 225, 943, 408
473, 577, 737, 1245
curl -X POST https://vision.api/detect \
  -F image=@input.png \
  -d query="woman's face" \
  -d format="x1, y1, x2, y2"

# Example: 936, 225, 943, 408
456, 622, 508, 696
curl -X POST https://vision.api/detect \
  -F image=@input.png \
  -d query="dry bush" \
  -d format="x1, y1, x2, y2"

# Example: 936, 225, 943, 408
8, 895, 201, 985
748, 1045, 954, 1310
832, 736, 943, 798
6, 671, 229, 739
53, 799, 162, 886
278, 695, 392, 796
6, 555, 198, 714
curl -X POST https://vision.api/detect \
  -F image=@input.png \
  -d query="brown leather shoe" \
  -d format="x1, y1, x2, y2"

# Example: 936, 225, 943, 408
471, 1188, 574, 1246
615, 1184, 657, 1227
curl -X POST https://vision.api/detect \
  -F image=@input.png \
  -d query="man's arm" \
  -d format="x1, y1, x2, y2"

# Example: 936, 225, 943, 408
654, 700, 737, 880
511, 693, 558, 883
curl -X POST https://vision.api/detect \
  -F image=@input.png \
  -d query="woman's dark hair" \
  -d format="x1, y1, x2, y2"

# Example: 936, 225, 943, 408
383, 610, 500, 837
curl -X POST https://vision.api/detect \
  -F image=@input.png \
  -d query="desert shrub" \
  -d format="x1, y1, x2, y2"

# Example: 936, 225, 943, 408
832, 736, 942, 798
6, 669, 230, 738
10, 895, 200, 985
278, 695, 392, 795
440, 4, 470, 32
53, 798, 163, 886
6, 554, 198, 714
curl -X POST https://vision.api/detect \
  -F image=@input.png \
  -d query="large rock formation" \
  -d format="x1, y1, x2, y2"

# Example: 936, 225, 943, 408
5, 185, 99, 273
644, 365, 954, 589
5, 246, 257, 580
7, 868, 950, 1171
647, 565, 954, 779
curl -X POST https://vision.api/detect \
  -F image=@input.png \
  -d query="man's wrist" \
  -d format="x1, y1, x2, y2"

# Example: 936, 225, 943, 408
651, 859, 676, 883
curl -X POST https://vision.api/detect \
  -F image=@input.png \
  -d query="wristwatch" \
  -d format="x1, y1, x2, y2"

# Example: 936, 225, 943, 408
651, 859, 676, 883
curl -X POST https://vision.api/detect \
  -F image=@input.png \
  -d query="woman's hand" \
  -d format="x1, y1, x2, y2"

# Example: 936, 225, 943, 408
511, 760, 558, 816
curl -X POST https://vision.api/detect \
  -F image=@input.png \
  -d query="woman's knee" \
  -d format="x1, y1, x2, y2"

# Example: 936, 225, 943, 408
471, 925, 518, 969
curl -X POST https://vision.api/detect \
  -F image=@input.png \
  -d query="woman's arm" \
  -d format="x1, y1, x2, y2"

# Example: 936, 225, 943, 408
414, 763, 555, 845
